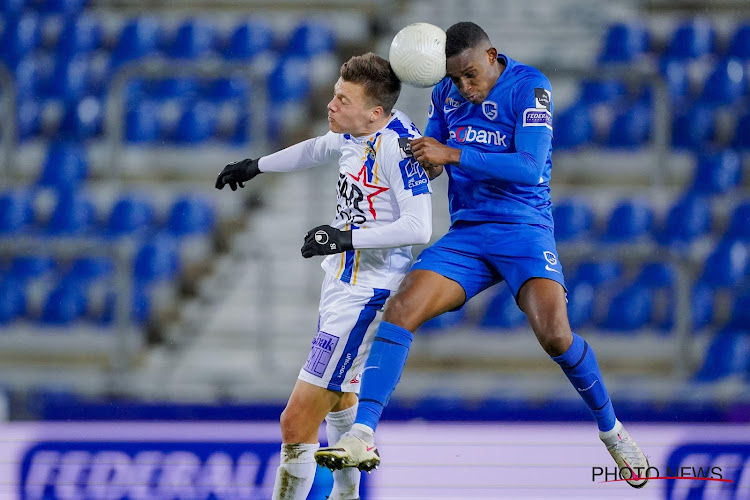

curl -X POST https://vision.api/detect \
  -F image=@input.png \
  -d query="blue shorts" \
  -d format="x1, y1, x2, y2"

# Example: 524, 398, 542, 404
412, 221, 566, 305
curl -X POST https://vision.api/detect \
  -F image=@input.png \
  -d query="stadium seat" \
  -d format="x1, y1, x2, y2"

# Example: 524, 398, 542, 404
17, 98, 43, 141
479, 285, 526, 329
693, 329, 750, 382
665, 19, 717, 59
46, 190, 96, 235
659, 194, 712, 245
47, 55, 93, 100
574, 260, 623, 285
700, 59, 747, 105
56, 13, 102, 58
700, 239, 749, 287
38, 0, 87, 15
725, 202, 750, 241
268, 56, 312, 103
601, 285, 654, 331
166, 194, 215, 236
59, 97, 103, 140
635, 262, 675, 288
727, 290, 750, 330
0, 279, 26, 324
205, 77, 250, 102
690, 150, 742, 195
0, 190, 34, 234
65, 256, 115, 283
0, 13, 42, 67
14, 53, 54, 99
659, 58, 690, 103
282, 21, 335, 57
598, 22, 650, 64
552, 199, 594, 242
168, 19, 218, 59
153, 77, 200, 101
691, 281, 715, 329
606, 103, 652, 148
727, 23, 750, 60
41, 282, 88, 325
578, 78, 627, 105
8, 256, 56, 282
125, 101, 161, 144
0, 0, 31, 16
224, 20, 274, 60
106, 194, 156, 237
98, 283, 152, 324
602, 199, 653, 242
172, 101, 218, 144
133, 235, 180, 284
671, 104, 716, 151
566, 280, 595, 329
551, 104, 593, 149
731, 110, 750, 150
111, 17, 162, 67
38, 142, 89, 189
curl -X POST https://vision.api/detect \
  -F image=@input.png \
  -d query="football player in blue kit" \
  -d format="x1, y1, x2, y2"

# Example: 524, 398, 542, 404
315, 22, 651, 489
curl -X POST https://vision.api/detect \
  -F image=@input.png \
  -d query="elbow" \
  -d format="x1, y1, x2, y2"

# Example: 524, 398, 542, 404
415, 219, 432, 245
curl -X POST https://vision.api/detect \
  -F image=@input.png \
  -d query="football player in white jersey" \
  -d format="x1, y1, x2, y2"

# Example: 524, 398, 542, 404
216, 53, 432, 500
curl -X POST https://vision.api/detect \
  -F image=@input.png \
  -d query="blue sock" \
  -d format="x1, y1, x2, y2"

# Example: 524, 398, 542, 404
552, 332, 616, 432
355, 321, 413, 431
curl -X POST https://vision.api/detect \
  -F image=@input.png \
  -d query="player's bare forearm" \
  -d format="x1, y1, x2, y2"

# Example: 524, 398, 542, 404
411, 136, 461, 166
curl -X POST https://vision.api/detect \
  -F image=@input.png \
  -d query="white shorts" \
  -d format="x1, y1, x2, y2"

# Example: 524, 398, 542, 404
298, 273, 391, 393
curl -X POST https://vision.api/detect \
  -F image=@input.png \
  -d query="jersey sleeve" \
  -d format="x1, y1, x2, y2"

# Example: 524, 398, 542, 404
513, 74, 553, 136
380, 132, 432, 204
424, 84, 449, 143
258, 131, 343, 173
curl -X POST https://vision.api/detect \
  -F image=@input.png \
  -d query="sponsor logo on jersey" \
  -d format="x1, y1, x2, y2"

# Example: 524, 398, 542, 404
304, 331, 340, 377
523, 109, 552, 130
482, 100, 498, 120
443, 96, 461, 113
450, 126, 508, 147
398, 136, 413, 158
400, 158, 430, 195
535, 88, 551, 111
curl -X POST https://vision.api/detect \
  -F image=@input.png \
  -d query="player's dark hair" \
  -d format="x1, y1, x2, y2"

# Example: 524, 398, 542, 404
340, 52, 401, 113
445, 22, 491, 59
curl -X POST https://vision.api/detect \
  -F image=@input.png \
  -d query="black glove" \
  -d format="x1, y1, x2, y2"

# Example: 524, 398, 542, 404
301, 225, 354, 258
215, 158, 261, 191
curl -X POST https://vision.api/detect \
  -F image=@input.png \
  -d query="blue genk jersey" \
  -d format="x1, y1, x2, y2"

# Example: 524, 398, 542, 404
425, 54, 554, 227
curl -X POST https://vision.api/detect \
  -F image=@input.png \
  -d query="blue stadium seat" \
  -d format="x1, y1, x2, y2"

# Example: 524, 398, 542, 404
0, 190, 34, 234
659, 59, 691, 103
0, 279, 26, 324
125, 101, 161, 144
671, 104, 716, 151
693, 329, 750, 382
731, 110, 750, 150
65, 256, 115, 283
598, 22, 650, 64
38, 142, 89, 189
133, 236, 180, 284
700, 59, 747, 105
283, 21, 335, 57
665, 19, 717, 59
728, 23, 750, 60
57, 13, 102, 58
205, 77, 250, 102
268, 56, 312, 103
224, 20, 274, 60
635, 262, 675, 288
168, 19, 218, 59
0, 13, 42, 67
41, 282, 87, 325
578, 78, 627, 105
14, 53, 54, 99
551, 104, 593, 149
659, 194, 712, 245
153, 77, 200, 101
479, 285, 526, 329
725, 202, 750, 241
602, 199, 653, 242
691, 150, 742, 195
172, 102, 218, 144
420, 308, 466, 332
700, 239, 749, 287
38, 0, 87, 15
728, 290, 750, 330
606, 103, 652, 148
59, 97, 103, 140
691, 281, 715, 329
106, 194, 156, 237
46, 55, 93, 100
218, 109, 250, 145
98, 284, 152, 325
166, 195, 215, 236
574, 260, 623, 285
552, 199, 594, 242
566, 281, 595, 329
601, 285, 654, 331
46, 190, 96, 235
17, 98, 43, 141
0, 0, 31, 16
8, 256, 55, 282
111, 17, 162, 67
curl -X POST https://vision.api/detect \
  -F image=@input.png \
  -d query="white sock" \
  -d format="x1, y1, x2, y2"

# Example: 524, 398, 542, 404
271, 442, 319, 500
349, 423, 375, 443
326, 404, 360, 500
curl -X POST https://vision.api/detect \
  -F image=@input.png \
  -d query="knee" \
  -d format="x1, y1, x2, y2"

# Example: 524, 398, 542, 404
537, 329, 573, 357
279, 407, 303, 443
382, 295, 411, 328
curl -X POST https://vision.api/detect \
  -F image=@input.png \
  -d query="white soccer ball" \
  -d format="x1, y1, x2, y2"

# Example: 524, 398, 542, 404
389, 23, 447, 88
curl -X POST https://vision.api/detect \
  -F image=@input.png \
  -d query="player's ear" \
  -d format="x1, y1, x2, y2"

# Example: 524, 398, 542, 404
370, 105, 384, 122
487, 47, 498, 62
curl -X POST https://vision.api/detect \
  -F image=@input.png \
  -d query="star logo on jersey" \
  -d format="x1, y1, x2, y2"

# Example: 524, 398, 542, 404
482, 100, 498, 120
348, 165, 390, 220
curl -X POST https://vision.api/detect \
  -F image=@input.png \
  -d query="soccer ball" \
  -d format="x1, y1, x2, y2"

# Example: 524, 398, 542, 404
389, 23, 447, 88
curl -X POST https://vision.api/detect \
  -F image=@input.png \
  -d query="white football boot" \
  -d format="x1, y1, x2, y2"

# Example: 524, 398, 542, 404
599, 419, 651, 488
